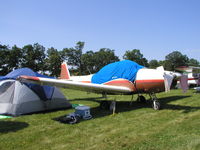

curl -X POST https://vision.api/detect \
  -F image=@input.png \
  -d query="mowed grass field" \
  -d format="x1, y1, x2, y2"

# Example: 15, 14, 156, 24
0, 89, 200, 150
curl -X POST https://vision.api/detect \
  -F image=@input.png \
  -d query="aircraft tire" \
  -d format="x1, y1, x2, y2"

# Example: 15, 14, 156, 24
100, 101, 110, 110
152, 100, 160, 110
137, 96, 146, 103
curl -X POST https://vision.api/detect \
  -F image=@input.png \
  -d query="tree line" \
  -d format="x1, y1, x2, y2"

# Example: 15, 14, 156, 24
0, 41, 199, 77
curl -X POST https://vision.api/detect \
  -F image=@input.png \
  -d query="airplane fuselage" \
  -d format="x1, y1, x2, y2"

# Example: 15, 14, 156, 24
68, 68, 165, 94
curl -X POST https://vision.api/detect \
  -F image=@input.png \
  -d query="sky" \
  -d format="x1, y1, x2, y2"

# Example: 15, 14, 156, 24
0, 0, 200, 61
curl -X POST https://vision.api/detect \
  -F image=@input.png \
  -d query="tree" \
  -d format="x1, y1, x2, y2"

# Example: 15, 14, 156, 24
81, 48, 119, 74
62, 41, 84, 75
158, 60, 166, 66
8, 45, 23, 70
188, 58, 200, 67
81, 51, 96, 74
46, 47, 63, 76
93, 48, 120, 71
21, 43, 46, 72
0, 44, 10, 75
123, 49, 149, 67
164, 51, 189, 71
149, 59, 159, 68
0, 43, 8, 50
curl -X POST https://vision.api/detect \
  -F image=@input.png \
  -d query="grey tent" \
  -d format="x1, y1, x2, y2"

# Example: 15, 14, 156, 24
0, 79, 71, 116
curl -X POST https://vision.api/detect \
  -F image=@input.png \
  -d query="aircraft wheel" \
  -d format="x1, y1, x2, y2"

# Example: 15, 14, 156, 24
137, 96, 146, 103
152, 100, 160, 110
100, 100, 110, 110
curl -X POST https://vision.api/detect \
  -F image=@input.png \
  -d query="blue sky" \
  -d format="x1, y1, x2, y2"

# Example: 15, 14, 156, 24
0, 0, 200, 61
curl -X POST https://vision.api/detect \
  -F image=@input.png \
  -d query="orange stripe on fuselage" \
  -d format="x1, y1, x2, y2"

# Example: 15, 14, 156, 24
136, 79, 164, 83
135, 79, 165, 93
79, 79, 165, 93
104, 79, 165, 93
20, 75, 40, 81
81, 81, 91, 83
104, 79, 135, 91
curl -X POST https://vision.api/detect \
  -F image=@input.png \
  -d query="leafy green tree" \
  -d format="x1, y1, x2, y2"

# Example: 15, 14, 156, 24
0, 43, 8, 50
81, 51, 96, 74
149, 59, 159, 68
93, 48, 120, 71
164, 51, 189, 71
158, 60, 166, 66
46, 47, 63, 77
188, 58, 200, 67
62, 41, 85, 75
8, 45, 23, 70
21, 43, 46, 72
0, 44, 10, 75
123, 49, 149, 67
81, 48, 119, 74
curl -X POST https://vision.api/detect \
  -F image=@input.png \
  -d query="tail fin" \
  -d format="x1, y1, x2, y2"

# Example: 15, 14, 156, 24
60, 62, 70, 79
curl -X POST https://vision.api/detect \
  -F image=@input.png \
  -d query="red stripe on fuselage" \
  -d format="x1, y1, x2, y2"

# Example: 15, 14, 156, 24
136, 79, 164, 83
104, 79, 165, 93
71, 78, 165, 93
188, 78, 198, 80
135, 79, 165, 93
104, 79, 135, 92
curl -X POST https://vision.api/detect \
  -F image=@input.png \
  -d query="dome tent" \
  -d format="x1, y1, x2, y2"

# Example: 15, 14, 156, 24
0, 68, 71, 116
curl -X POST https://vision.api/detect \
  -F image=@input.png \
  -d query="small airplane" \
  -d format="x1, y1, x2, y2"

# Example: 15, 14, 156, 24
17, 60, 180, 111
175, 66, 200, 87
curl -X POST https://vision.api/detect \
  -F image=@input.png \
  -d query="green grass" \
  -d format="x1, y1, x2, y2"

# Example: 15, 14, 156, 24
0, 89, 200, 150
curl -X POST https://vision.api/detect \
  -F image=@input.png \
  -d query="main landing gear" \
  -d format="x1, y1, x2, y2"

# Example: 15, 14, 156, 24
99, 93, 161, 113
137, 95, 146, 103
100, 93, 116, 115
149, 93, 160, 110
100, 100, 110, 110
136, 93, 161, 110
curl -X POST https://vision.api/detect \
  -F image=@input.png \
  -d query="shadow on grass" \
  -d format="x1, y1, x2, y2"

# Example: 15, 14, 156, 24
159, 95, 191, 104
160, 95, 200, 113
23, 106, 72, 116
0, 121, 29, 134
54, 95, 200, 124
68, 97, 103, 102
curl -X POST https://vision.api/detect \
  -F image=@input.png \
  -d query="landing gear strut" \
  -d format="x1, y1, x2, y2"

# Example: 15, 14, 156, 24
100, 93, 116, 115
152, 100, 160, 110
149, 93, 161, 110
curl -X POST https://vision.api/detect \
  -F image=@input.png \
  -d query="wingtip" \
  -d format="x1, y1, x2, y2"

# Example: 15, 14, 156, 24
18, 75, 40, 81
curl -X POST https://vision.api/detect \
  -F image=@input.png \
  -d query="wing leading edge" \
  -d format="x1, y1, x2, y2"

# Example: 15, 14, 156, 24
17, 75, 133, 94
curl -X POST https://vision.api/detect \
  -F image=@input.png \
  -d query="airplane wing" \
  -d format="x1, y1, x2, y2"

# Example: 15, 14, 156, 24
17, 75, 133, 95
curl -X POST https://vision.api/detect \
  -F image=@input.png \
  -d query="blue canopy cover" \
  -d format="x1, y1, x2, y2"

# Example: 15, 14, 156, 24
91, 60, 144, 84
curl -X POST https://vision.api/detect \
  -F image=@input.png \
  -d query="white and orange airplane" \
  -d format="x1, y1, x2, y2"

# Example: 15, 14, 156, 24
175, 66, 200, 86
18, 60, 179, 111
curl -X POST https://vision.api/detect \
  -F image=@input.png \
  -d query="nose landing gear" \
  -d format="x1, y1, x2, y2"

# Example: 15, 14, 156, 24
149, 93, 161, 110
152, 100, 160, 110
